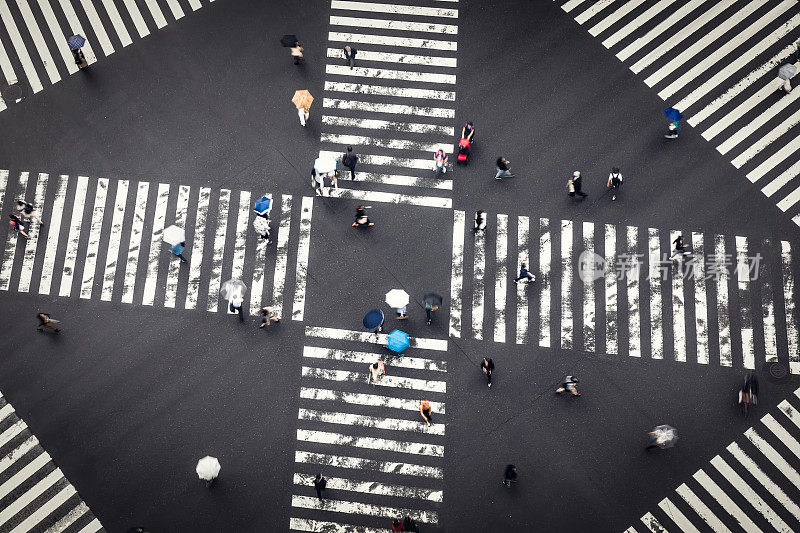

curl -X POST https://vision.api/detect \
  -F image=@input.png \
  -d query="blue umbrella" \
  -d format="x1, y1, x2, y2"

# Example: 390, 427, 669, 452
363, 309, 384, 332
253, 195, 272, 216
663, 107, 683, 121
387, 329, 410, 353
68, 35, 85, 50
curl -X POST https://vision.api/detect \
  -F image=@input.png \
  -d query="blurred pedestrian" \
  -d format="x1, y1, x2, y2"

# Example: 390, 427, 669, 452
395, 306, 407, 319
36, 312, 60, 333
342, 146, 358, 180
8, 214, 28, 238
16, 200, 44, 225
473, 210, 487, 233
669, 235, 690, 260
556, 375, 580, 396
425, 301, 439, 325
503, 464, 518, 487
513, 262, 535, 284
290, 41, 304, 64
343, 45, 357, 69
259, 306, 281, 328
170, 242, 188, 263
253, 215, 271, 243
664, 119, 680, 139
569, 171, 587, 199
314, 473, 327, 500
462, 121, 475, 142
352, 204, 374, 227
607, 167, 623, 201
229, 293, 244, 322
481, 357, 494, 387
495, 157, 514, 179
778, 62, 797, 94
420, 400, 433, 426
72, 48, 87, 69
403, 514, 419, 533
311, 167, 325, 195
390, 518, 403, 532
433, 149, 448, 178
297, 103, 310, 127
368, 361, 385, 385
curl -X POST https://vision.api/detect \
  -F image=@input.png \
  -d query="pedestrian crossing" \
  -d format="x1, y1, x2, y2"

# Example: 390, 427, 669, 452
0, 0, 211, 111
0, 169, 313, 319
289, 325, 448, 531
556, 0, 800, 228
0, 390, 104, 533
625, 384, 800, 533
450, 210, 800, 375
317, 0, 459, 209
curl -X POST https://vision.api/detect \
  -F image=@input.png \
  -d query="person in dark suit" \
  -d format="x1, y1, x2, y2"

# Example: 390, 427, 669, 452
569, 170, 588, 199
342, 146, 358, 180
343, 45, 357, 68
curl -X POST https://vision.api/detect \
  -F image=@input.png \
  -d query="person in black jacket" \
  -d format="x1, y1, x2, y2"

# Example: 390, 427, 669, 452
569, 171, 588, 199
343, 45, 357, 69
495, 157, 513, 180
342, 146, 358, 180
313, 473, 327, 500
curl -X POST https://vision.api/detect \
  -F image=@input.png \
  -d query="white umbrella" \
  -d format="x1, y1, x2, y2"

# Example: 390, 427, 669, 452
163, 225, 185, 246
385, 289, 409, 308
779, 63, 797, 80
196, 456, 221, 480
220, 279, 247, 300
314, 156, 337, 175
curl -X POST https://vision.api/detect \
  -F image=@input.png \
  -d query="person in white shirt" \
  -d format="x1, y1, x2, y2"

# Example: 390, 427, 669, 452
607, 167, 623, 201
368, 361, 385, 385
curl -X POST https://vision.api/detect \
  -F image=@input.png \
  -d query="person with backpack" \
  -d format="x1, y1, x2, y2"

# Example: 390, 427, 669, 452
8, 214, 28, 238
607, 167, 623, 201
16, 200, 44, 225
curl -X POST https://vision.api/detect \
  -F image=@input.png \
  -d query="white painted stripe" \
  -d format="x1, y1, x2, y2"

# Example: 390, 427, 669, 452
328, 32, 457, 52
657, 497, 699, 533
291, 495, 437, 524
761, 241, 777, 362
142, 183, 169, 306
602, 0, 678, 49
143, 0, 167, 28
323, 98, 455, 118
75, 518, 103, 533
326, 64, 456, 84
303, 346, 446, 372
17, 173, 47, 292
349, 172, 452, 190
294, 450, 442, 478
589, 0, 647, 38
165, 0, 184, 20
517, 216, 530, 345
574, 0, 613, 25
164, 185, 189, 308
121, 0, 149, 38
1, 172, 28, 289
57, 0, 97, 64
15, 0, 60, 83
494, 214, 508, 343
640, 513, 667, 533
79, 177, 109, 299
0, 39, 14, 86
326, 188, 452, 208
781, 241, 798, 374
472, 218, 486, 340
720, 89, 800, 155
0, 419, 26, 449
0, 465, 62, 527
703, 83, 781, 140
450, 210, 464, 337
716, 236, 731, 366
777, 185, 800, 211
38, 175, 67, 295
694, 469, 763, 533
41, 501, 89, 533
605, 224, 617, 354
271, 195, 292, 319
289, 517, 387, 533
0, 435, 38, 476
99, 0, 132, 47
762, 160, 800, 198
648, 229, 663, 359
121, 181, 149, 304
300, 387, 445, 414
761, 413, 800, 461
745, 133, 800, 183
670, 231, 686, 362
185, 187, 210, 310
626, 226, 640, 357
35, 0, 77, 74
0, 170, 5, 222
676, 15, 800, 112
78, 0, 115, 56
329, 15, 457, 34
292, 197, 313, 320
331, 1, 456, 18
561, 220, 573, 349
326, 47, 456, 68
0, 403, 12, 423
617, 0, 707, 62
58, 175, 89, 297
187, 0, 200, 10
561, 0, 587, 13
582, 222, 595, 351
298, 408, 445, 435
302, 366, 446, 393
322, 115, 454, 136
736, 236, 753, 369
623, 528, 637, 533
778, 400, 800, 431
657, 1, 793, 98
249, 219, 268, 315
692, 233, 709, 364
297, 428, 443, 457
324, 81, 455, 100
630, 0, 738, 75
100, 178, 128, 302
0, 0, 42, 91
206, 189, 230, 312
0, 449, 49, 499
11, 483, 77, 533
728, 441, 800, 523
293, 472, 441, 502
540, 218, 551, 347
675, 483, 731, 533
321, 133, 452, 153
230, 190, 250, 312
305, 326, 448, 351
745, 428, 800, 490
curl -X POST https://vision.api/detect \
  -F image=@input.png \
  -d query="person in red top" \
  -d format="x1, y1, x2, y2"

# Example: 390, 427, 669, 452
390, 518, 403, 532
9, 214, 28, 238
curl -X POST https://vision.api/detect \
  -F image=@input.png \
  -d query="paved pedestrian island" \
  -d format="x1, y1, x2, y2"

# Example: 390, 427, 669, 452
289, 325, 448, 531
626, 385, 800, 533
0, 391, 104, 533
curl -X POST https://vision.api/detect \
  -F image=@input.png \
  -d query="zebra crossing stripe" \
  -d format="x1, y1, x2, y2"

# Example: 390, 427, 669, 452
605, 224, 617, 354
321, 133, 452, 153
79, 178, 109, 299
0, 436, 38, 475
561, 220, 573, 349
516, 216, 530, 345
271, 195, 293, 319
164, 185, 190, 308
328, 32, 457, 52
0, 468, 63, 528
494, 214, 508, 342
99, 0, 133, 47
736, 237, 754, 369
34, 0, 77, 74
290, 517, 386, 533
77, 0, 115, 56
142, 183, 170, 306
616, 0, 706, 62
0, 0, 41, 91
601, 0, 678, 49
626, 226, 640, 357
761, 413, 800, 461
640, 513, 667, 533
323, 98, 455, 119
326, 64, 456, 84
121, 181, 149, 304
322, 115, 454, 135
329, 15, 458, 34
0, 32, 16, 86
0, 419, 26, 448
100, 179, 128, 301
762, 240, 778, 363
745, 428, 800, 490
37, 500, 88, 532
573, 0, 613, 25
0, 171, 28, 290
539, 218, 551, 347
293, 472, 442, 502
300, 387, 446, 414
325, 48, 457, 68
326, 188, 452, 209
295, 450, 442, 478
582, 222, 595, 351
121, 0, 149, 37
15, 0, 59, 84
143, 0, 168, 28
716, 236, 732, 366
76, 518, 103, 533
472, 220, 486, 340
303, 346, 446, 372
703, 81, 782, 140
305, 326, 448, 351
747, 132, 800, 185
778, 400, 800, 431
670, 230, 686, 363
38, 175, 67, 295
17, 172, 47, 292
207, 189, 231, 312
249, 198, 270, 315
292, 197, 313, 320
297, 428, 444, 457
762, 159, 800, 199
781, 242, 799, 374
675, 482, 728, 533
187, 0, 200, 10
13, 482, 77, 532
450, 210, 464, 337
0, 451, 50, 500
185, 187, 210, 310
298, 408, 445, 435
302, 366, 446, 393
331, 1, 457, 18
657, 497, 699, 533
0, 403, 12, 422
694, 468, 762, 533
56, 0, 97, 63
231, 190, 250, 283
165, 0, 185, 20
324, 81, 456, 100
59, 175, 89, 297
348, 171, 452, 190
588, 0, 646, 37
560, 0, 587, 13
291, 495, 438, 524
691, 233, 709, 364
318, 152, 443, 172
648, 229, 663, 359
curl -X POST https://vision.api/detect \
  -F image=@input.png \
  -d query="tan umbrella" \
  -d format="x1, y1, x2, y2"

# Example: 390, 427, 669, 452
292, 90, 313, 110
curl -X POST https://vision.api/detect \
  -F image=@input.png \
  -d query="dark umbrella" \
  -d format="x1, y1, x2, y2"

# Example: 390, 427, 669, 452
423, 293, 443, 308
68, 35, 85, 50
363, 309, 384, 332
663, 107, 683, 121
281, 34, 298, 47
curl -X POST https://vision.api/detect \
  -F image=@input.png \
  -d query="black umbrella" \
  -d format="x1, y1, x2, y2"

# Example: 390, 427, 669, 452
423, 293, 443, 308
281, 34, 298, 47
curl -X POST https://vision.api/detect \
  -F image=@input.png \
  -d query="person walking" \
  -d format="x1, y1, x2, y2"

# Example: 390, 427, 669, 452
664, 119, 680, 139
395, 306, 407, 319
290, 41, 304, 64
607, 167, 623, 201
259, 306, 281, 328
390, 518, 403, 532
170, 242, 188, 263
36, 312, 60, 333
669, 235, 690, 260
514, 263, 535, 284
778, 62, 797, 94
495, 157, 514, 180
419, 400, 433, 426
253, 216, 271, 243
403, 514, 419, 533
16, 200, 44, 225
311, 167, 325, 195
313, 473, 327, 500
352, 205, 374, 227
8, 214, 29, 238
481, 357, 494, 387
569, 171, 588, 199
229, 293, 244, 322
556, 375, 580, 396
462, 121, 475, 142
473, 210, 487, 233
503, 464, 518, 487
368, 361, 385, 385
343, 45, 357, 69
342, 146, 358, 180
433, 149, 448, 178
297, 103, 311, 127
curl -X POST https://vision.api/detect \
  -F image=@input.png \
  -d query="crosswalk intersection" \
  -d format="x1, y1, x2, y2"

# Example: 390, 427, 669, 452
317, 0, 459, 209
0, 391, 104, 533
626, 385, 800, 533
289, 325, 448, 532
0, 169, 313, 319
556, 0, 800, 227
450, 210, 800, 375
